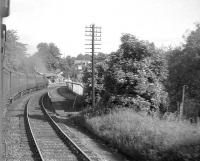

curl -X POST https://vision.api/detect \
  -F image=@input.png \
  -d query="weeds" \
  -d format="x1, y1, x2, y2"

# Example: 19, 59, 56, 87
84, 109, 200, 161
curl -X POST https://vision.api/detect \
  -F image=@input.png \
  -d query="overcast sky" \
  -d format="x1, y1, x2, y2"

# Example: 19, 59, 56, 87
4, 0, 200, 57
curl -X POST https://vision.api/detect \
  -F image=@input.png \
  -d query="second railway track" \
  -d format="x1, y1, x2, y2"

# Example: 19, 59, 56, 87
25, 92, 101, 161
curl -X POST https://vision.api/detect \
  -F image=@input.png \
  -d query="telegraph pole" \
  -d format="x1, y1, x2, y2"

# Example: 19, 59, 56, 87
85, 24, 101, 108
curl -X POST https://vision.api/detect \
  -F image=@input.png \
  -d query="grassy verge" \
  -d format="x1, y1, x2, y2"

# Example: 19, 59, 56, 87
81, 108, 200, 161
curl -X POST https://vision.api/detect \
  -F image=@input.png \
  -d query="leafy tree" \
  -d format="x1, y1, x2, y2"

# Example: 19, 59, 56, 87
76, 53, 91, 60
166, 24, 200, 112
82, 61, 108, 106
31, 42, 62, 72
95, 52, 108, 62
82, 34, 168, 111
65, 56, 75, 68
59, 58, 71, 78
4, 30, 28, 71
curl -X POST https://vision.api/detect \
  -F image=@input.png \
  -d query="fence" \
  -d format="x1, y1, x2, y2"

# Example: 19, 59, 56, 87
65, 81, 83, 95
1, 66, 48, 104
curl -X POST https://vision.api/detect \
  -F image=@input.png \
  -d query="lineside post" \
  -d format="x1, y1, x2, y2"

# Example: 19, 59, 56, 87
91, 24, 95, 109
85, 24, 101, 108
180, 85, 187, 119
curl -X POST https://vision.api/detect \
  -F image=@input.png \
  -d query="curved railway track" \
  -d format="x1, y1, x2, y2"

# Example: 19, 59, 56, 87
25, 93, 101, 161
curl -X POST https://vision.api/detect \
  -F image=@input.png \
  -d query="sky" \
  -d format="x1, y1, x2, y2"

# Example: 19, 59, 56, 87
3, 0, 200, 57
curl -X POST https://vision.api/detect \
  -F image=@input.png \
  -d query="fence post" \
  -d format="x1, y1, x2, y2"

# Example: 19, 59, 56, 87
26, 73, 28, 91
9, 71, 11, 96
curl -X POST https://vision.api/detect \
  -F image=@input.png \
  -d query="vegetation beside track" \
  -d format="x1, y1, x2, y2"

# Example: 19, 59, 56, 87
58, 24, 200, 161
78, 24, 200, 161
78, 108, 200, 161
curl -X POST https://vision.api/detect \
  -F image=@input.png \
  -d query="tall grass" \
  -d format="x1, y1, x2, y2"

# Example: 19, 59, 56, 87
84, 109, 200, 161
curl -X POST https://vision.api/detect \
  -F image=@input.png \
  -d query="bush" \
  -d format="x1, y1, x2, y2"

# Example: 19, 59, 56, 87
84, 109, 200, 161
106, 95, 151, 111
82, 34, 168, 112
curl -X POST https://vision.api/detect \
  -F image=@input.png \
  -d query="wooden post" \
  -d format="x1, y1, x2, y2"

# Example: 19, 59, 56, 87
180, 85, 186, 119
85, 24, 101, 108
91, 24, 95, 109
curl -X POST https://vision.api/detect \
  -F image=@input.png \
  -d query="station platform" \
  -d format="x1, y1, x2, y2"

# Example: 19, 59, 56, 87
47, 87, 77, 116
48, 86, 75, 102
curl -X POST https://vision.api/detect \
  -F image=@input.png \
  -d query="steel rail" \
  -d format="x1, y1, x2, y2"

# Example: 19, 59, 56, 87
25, 98, 44, 161
40, 94, 95, 161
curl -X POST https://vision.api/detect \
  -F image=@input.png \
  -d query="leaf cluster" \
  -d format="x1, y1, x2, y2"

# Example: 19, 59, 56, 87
82, 34, 168, 111
4, 30, 30, 72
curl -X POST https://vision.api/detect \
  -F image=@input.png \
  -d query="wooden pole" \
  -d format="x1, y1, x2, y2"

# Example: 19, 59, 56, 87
91, 24, 95, 108
180, 85, 186, 119
85, 24, 101, 108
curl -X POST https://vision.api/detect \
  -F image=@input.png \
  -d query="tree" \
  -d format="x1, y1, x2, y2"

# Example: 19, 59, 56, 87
82, 33, 168, 111
82, 61, 108, 106
166, 24, 200, 113
32, 42, 62, 72
4, 30, 28, 71
76, 53, 91, 60
95, 52, 108, 62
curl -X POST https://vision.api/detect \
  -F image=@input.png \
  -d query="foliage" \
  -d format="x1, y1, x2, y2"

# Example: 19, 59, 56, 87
95, 52, 108, 62
76, 53, 91, 60
105, 35, 166, 109
82, 61, 108, 106
4, 30, 30, 71
82, 34, 168, 111
59, 56, 76, 78
84, 109, 200, 161
31, 42, 62, 72
166, 24, 200, 112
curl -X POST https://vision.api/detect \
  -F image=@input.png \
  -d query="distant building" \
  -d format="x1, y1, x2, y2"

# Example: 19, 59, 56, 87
42, 72, 65, 84
74, 59, 91, 71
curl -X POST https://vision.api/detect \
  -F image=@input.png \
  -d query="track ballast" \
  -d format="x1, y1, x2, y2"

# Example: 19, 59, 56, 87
25, 93, 100, 161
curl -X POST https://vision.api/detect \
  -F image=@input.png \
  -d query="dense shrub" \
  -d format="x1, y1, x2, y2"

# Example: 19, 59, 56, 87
82, 34, 168, 112
82, 61, 108, 106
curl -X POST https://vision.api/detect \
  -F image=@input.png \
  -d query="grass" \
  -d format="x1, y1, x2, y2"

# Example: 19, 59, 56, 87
83, 108, 200, 161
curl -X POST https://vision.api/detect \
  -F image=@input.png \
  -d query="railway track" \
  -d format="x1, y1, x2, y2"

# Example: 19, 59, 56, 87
25, 93, 101, 161
4, 96, 38, 161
